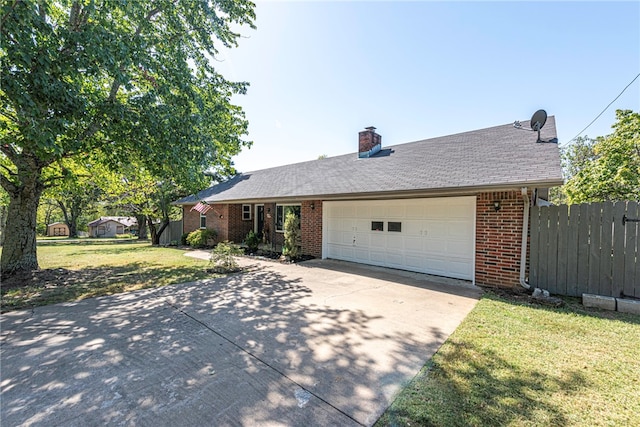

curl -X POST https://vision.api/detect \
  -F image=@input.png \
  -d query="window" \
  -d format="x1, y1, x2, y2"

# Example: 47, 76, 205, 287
276, 204, 301, 232
388, 221, 402, 232
200, 213, 207, 229
242, 204, 252, 221
371, 221, 384, 231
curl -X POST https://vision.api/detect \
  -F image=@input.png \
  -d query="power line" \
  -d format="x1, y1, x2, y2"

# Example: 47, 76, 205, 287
563, 72, 640, 146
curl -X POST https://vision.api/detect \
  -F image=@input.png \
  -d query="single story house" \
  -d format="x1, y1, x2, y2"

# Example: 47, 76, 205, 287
175, 117, 563, 288
46, 222, 69, 237
88, 216, 138, 238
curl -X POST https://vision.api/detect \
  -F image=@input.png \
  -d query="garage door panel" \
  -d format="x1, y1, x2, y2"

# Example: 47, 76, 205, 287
370, 233, 386, 248
388, 205, 405, 218
355, 232, 369, 246
448, 240, 472, 257
356, 205, 370, 218
406, 205, 424, 218
371, 205, 387, 218
387, 235, 403, 250
355, 219, 370, 232
448, 221, 473, 238
404, 236, 423, 251
370, 250, 386, 264
324, 197, 474, 281
403, 220, 422, 235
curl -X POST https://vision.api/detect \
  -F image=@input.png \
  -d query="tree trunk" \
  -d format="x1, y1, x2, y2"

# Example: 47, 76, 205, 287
0, 205, 7, 245
148, 217, 169, 245
1, 176, 43, 277
136, 214, 148, 239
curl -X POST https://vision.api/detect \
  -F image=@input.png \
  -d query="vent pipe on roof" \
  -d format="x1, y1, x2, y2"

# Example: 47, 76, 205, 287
358, 126, 382, 158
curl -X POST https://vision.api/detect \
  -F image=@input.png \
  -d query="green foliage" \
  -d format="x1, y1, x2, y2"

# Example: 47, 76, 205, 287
115, 234, 133, 239
282, 211, 301, 258
563, 110, 640, 203
42, 156, 103, 237
244, 230, 260, 252
186, 229, 217, 249
209, 241, 243, 273
181, 233, 190, 246
0, 0, 255, 274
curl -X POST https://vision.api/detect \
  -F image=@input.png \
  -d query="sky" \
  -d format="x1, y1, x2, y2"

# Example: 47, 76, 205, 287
215, 1, 640, 173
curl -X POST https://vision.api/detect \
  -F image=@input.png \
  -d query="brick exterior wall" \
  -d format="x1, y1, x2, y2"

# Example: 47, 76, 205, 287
227, 204, 254, 243
182, 192, 529, 288
475, 191, 527, 288
182, 204, 227, 243
301, 200, 322, 258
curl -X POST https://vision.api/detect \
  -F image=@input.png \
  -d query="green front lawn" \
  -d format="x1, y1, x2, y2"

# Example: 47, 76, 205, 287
1, 241, 211, 311
376, 291, 640, 426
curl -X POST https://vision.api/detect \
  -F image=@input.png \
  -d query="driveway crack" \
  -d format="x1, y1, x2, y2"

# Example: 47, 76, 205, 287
164, 299, 365, 427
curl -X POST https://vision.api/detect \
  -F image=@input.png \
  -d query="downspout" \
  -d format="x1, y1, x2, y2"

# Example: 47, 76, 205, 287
520, 187, 531, 290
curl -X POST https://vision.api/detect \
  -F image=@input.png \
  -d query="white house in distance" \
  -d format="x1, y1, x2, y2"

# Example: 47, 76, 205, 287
88, 217, 138, 238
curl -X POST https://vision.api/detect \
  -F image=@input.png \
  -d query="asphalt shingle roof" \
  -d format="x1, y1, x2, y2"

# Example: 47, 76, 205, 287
176, 117, 563, 204
88, 217, 138, 227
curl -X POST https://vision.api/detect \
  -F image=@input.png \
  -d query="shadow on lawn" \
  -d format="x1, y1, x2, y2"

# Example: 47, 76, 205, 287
0, 263, 211, 312
384, 341, 587, 427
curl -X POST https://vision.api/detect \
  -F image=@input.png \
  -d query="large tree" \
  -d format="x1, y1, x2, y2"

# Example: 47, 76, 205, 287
0, 0, 255, 276
564, 110, 640, 203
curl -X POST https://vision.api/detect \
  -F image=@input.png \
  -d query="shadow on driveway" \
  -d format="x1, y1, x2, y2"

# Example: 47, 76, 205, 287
1, 259, 481, 426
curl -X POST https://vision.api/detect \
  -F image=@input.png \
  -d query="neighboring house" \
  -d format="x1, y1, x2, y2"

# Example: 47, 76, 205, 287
46, 222, 69, 237
88, 217, 138, 238
175, 118, 563, 288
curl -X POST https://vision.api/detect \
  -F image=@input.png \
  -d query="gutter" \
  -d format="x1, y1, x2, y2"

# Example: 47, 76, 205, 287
520, 187, 531, 290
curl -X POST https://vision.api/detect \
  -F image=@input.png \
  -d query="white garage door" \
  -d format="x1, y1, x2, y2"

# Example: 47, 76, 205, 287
323, 197, 475, 280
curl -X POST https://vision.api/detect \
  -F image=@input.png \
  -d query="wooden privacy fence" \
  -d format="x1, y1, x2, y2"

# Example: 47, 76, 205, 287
158, 220, 183, 246
529, 201, 639, 298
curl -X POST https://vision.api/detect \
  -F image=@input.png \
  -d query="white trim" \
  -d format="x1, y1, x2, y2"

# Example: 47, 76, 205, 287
242, 204, 252, 221
275, 203, 301, 233
199, 213, 207, 229
254, 204, 264, 233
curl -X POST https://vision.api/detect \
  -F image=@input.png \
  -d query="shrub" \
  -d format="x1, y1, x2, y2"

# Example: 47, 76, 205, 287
181, 233, 189, 246
209, 241, 243, 273
186, 229, 217, 248
115, 233, 133, 239
282, 211, 300, 259
244, 230, 260, 252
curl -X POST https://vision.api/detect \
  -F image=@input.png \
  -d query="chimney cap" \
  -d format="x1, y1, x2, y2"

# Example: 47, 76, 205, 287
365, 126, 376, 132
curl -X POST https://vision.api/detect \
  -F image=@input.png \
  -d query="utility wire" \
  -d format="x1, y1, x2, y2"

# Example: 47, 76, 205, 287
563, 72, 640, 146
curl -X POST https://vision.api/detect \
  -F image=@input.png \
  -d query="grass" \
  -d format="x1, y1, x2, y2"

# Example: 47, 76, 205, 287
1, 241, 213, 311
376, 291, 640, 426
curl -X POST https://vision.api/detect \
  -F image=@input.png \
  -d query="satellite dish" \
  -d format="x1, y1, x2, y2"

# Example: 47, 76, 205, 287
530, 109, 547, 142
530, 109, 547, 131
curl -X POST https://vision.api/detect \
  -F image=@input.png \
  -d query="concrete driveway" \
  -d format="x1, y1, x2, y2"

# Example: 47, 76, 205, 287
1, 258, 481, 426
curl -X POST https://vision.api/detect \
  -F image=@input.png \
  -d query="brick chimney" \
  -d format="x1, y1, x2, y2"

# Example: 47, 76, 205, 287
358, 126, 382, 158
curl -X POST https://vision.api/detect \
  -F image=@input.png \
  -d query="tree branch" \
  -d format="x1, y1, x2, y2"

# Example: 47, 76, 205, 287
0, 143, 19, 164
0, 0, 19, 28
0, 172, 18, 195
41, 174, 68, 189
0, 163, 17, 177
79, 5, 164, 144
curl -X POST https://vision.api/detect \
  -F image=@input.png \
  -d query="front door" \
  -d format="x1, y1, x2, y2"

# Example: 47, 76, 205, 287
255, 205, 265, 240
